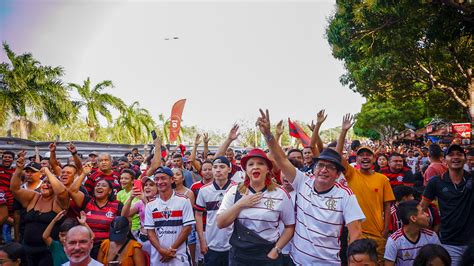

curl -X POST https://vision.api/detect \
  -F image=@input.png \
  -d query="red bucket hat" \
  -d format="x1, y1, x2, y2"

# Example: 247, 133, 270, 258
240, 148, 273, 171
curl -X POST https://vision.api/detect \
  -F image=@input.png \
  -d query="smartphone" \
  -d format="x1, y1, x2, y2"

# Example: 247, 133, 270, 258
151, 130, 157, 140
133, 180, 143, 193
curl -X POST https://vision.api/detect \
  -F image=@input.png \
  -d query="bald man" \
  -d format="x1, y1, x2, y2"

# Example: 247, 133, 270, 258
62, 225, 103, 266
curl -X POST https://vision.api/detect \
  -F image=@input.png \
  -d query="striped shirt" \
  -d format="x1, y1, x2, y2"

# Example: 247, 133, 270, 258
289, 170, 365, 265
384, 228, 440, 265
84, 170, 121, 196
83, 197, 123, 243
389, 203, 441, 232
144, 191, 195, 266
0, 166, 15, 212
217, 184, 295, 243
195, 179, 236, 251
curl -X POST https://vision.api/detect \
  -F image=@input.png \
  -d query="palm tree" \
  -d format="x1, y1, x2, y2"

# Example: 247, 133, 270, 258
69, 77, 125, 141
114, 101, 155, 144
0, 42, 73, 139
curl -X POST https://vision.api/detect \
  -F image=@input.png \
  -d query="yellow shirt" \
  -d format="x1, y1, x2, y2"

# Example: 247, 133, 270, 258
345, 165, 395, 237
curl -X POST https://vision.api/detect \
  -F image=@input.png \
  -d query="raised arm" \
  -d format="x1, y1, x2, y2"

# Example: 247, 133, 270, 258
310, 109, 327, 156
145, 135, 162, 177
42, 167, 69, 209
202, 133, 209, 159
215, 124, 239, 157
10, 151, 37, 208
68, 163, 91, 208
66, 142, 83, 175
34, 146, 41, 163
42, 210, 66, 247
275, 120, 284, 144
336, 114, 354, 170
48, 143, 62, 176
121, 190, 141, 217
190, 134, 202, 172
257, 109, 297, 182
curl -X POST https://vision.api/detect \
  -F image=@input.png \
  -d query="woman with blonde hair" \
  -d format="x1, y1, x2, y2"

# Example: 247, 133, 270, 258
216, 148, 295, 265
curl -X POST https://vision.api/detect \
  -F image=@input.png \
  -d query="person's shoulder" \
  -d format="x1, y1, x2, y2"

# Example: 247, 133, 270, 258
334, 182, 354, 196
89, 258, 104, 266
421, 228, 435, 236
190, 181, 202, 190
389, 228, 404, 241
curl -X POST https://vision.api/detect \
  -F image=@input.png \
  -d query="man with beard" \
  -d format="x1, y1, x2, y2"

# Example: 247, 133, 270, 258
337, 115, 395, 263
421, 144, 474, 265
62, 225, 102, 266
380, 153, 415, 188
84, 153, 121, 195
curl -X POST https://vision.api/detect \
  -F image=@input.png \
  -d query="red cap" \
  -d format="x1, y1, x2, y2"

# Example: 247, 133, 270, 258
240, 148, 273, 171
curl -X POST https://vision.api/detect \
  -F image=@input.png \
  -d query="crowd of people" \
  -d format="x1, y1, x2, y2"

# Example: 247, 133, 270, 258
0, 109, 472, 266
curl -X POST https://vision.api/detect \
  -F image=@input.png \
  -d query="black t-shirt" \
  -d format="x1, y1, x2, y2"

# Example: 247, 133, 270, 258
423, 171, 474, 245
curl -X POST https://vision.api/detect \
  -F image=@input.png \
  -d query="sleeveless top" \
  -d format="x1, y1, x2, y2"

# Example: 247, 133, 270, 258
99, 239, 142, 266
24, 196, 59, 248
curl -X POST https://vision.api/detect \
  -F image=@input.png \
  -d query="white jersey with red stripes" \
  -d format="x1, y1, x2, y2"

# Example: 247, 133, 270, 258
217, 183, 295, 243
384, 228, 440, 266
290, 170, 365, 265
144, 191, 196, 266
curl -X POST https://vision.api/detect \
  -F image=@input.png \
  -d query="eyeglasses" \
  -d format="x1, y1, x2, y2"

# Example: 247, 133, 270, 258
315, 162, 338, 171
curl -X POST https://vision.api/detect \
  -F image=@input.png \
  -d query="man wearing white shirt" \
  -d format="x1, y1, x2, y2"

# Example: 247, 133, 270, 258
62, 225, 103, 266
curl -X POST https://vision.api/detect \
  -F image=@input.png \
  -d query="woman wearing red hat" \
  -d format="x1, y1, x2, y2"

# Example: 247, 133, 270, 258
216, 148, 295, 266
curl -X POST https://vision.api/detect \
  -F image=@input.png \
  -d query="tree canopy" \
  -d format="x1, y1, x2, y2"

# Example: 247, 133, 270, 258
327, 1, 473, 137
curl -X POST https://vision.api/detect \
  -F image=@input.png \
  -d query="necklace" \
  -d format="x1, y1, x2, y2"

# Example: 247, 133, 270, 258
453, 178, 466, 193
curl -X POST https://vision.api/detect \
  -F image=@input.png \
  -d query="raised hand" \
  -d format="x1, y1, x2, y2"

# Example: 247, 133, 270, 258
66, 142, 77, 154
275, 120, 284, 137
256, 109, 272, 136
316, 109, 327, 124
153, 131, 162, 147
77, 211, 87, 225
82, 163, 92, 175
15, 155, 26, 169
203, 133, 209, 144
49, 142, 56, 152
53, 210, 67, 223
194, 134, 202, 146
308, 121, 315, 132
227, 124, 240, 141
341, 113, 355, 131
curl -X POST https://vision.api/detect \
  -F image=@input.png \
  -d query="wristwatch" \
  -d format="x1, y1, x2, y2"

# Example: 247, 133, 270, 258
274, 246, 282, 254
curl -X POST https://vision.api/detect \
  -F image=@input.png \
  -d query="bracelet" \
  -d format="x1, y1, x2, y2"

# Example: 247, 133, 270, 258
265, 134, 274, 142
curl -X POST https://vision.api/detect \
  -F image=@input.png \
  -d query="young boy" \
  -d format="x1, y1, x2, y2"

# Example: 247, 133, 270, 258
42, 210, 78, 266
389, 186, 440, 233
384, 200, 440, 266
347, 238, 378, 266
116, 169, 141, 234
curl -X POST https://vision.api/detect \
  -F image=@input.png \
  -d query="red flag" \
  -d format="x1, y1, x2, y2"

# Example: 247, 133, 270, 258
169, 99, 186, 143
288, 118, 311, 147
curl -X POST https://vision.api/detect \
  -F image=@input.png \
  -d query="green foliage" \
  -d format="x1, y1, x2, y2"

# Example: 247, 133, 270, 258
113, 101, 155, 144
327, 1, 473, 114
0, 42, 74, 138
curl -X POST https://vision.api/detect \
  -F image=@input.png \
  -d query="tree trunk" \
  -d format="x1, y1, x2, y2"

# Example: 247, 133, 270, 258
89, 126, 97, 141
19, 117, 29, 139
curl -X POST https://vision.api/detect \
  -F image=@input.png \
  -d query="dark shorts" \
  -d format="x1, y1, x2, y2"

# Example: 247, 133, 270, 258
204, 249, 229, 266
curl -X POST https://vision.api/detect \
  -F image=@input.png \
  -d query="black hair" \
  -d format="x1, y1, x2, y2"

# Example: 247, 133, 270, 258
0, 242, 24, 261
172, 154, 183, 159
327, 141, 337, 148
389, 152, 404, 161
184, 151, 191, 156
131, 148, 138, 152
397, 200, 419, 225
429, 144, 443, 159
347, 238, 378, 263
350, 140, 361, 151
235, 154, 242, 160
202, 160, 213, 166
2, 151, 15, 158
461, 242, 474, 266
414, 244, 451, 266
287, 149, 303, 157
466, 149, 474, 157
393, 186, 415, 202
145, 154, 154, 165
121, 169, 136, 178
124, 152, 132, 157
59, 218, 79, 233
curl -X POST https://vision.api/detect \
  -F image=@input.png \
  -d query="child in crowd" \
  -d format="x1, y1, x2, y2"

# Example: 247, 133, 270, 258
42, 210, 78, 266
347, 238, 378, 266
384, 200, 440, 266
